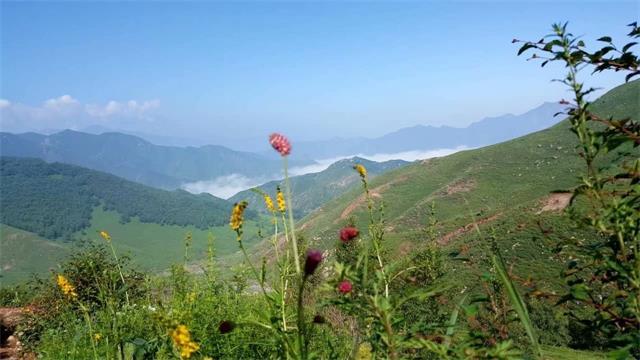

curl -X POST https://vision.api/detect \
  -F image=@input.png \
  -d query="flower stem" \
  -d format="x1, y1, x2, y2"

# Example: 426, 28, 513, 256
283, 156, 301, 276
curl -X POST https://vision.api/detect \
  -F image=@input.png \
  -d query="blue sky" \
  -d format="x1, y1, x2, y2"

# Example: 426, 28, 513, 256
1, 1, 637, 143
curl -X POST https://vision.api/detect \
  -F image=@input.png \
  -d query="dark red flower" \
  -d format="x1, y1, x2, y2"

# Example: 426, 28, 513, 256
304, 249, 323, 276
269, 133, 292, 156
218, 320, 235, 334
339, 227, 359, 243
313, 315, 325, 324
338, 280, 353, 294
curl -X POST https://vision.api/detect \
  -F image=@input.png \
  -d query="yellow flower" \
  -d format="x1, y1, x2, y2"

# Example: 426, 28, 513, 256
99, 230, 111, 242
170, 324, 200, 359
356, 342, 372, 360
94, 333, 102, 342
276, 187, 286, 213
354, 164, 367, 178
56, 274, 77, 299
263, 194, 275, 213
230, 201, 248, 239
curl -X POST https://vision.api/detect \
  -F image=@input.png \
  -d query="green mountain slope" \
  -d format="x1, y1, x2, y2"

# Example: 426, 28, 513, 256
0, 157, 256, 240
297, 80, 639, 286
0, 158, 267, 284
229, 157, 408, 219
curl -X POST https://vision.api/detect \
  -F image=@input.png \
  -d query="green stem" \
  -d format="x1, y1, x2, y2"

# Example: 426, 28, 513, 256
108, 241, 130, 306
297, 276, 308, 360
283, 156, 301, 276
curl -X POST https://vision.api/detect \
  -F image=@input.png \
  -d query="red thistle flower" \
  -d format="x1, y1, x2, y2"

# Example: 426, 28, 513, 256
269, 133, 291, 156
338, 280, 352, 294
304, 249, 323, 276
339, 227, 359, 243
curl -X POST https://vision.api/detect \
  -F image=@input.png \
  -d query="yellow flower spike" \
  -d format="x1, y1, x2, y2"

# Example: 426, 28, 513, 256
229, 201, 248, 240
276, 187, 286, 213
99, 230, 111, 242
354, 164, 367, 178
56, 274, 78, 299
94, 333, 102, 342
170, 324, 199, 359
263, 194, 275, 213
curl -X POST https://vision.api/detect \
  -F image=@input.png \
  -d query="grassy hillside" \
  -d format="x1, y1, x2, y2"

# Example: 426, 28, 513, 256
297, 80, 639, 287
0, 207, 268, 285
229, 157, 408, 218
0, 225, 70, 284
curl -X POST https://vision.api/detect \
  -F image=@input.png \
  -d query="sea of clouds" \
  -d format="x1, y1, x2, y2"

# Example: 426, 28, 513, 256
181, 146, 469, 199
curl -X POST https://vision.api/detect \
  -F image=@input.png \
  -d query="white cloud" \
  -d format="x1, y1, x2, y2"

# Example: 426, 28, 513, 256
0, 95, 160, 132
85, 99, 160, 118
44, 94, 80, 109
181, 174, 269, 199
289, 146, 470, 175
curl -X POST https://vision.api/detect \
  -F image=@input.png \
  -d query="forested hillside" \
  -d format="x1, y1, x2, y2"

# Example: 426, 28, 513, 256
0, 157, 255, 240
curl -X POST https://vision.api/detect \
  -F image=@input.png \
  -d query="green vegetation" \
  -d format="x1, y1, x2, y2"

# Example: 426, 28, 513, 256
2, 22, 638, 360
0, 157, 256, 240
0, 225, 70, 284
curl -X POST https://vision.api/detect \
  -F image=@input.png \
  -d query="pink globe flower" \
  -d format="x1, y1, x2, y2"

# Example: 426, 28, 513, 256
338, 280, 353, 294
339, 227, 359, 243
269, 133, 292, 156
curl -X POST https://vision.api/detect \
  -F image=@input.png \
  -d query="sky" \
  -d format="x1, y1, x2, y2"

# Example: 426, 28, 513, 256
1, 1, 638, 146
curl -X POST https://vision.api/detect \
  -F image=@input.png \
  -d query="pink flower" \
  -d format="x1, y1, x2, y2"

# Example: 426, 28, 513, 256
269, 133, 291, 156
304, 249, 323, 276
338, 280, 352, 294
339, 227, 359, 243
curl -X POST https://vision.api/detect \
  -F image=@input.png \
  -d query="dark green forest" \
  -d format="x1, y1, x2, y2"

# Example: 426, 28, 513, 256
0, 157, 255, 239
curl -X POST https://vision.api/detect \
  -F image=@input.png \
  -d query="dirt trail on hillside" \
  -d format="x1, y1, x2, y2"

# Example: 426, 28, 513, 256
338, 176, 408, 221
437, 213, 502, 245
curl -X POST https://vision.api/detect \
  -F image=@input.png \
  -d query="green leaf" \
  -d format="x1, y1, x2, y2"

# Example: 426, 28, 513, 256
492, 252, 542, 359
570, 284, 589, 301
622, 42, 637, 52
597, 36, 612, 42
518, 43, 535, 56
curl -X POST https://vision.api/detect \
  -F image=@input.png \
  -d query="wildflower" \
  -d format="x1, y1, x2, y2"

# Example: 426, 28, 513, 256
229, 201, 248, 239
269, 133, 291, 156
354, 164, 367, 178
94, 333, 102, 342
339, 227, 359, 243
304, 249, 323, 276
276, 187, 286, 213
263, 194, 275, 213
218, 320, 235, 334
338, 280, 353, 294
99, 230, 111, 242
170, 325, 199, 359
56, 274, 77, 299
